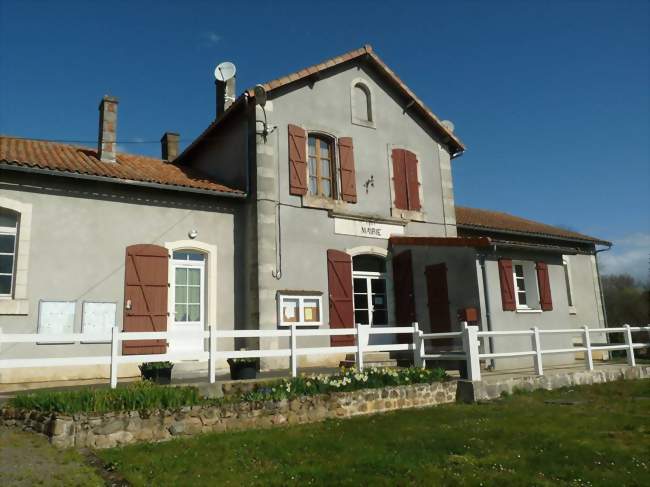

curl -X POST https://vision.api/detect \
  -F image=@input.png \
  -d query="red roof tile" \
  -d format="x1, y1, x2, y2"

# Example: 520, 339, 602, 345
0, 135, 242, 196
455, 206, 610, 245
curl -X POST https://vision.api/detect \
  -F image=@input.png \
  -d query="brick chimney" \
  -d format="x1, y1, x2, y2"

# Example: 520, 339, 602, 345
98, 95, 119, 162
161, 132, 180, 161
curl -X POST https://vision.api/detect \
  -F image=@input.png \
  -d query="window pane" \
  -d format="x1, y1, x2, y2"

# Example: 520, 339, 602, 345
354, 293, 368, 309
187, 269, 200, 285
308, 136, 316, 155
175, 268, 187, 285
0, 235, 15, 253
518, 292, 527, 306
353, 278, 367, 293
173, 251, 189, 260
353, 255, 386, 273
514, 264, 524, 278
517, 278, 526, 292
320, 140, 329, 158
187, 305, 200, 322
175, 286, 187, 304
188, 252, 205, 261
0, 275, 11, 294
0, 254, 14, 274
321, 179, 331, 197
372, 294, 387, 309
309, 177, 317, 195
321, 158, 330, 178
308, 157, 317, 177
188, 286, 201, 304
371, 279, 386, 293
282, 298, 299, 323
0, 210, 17, 228
373, 309, 388, 325
355, 310, 369, 325
175, 304, 187, 322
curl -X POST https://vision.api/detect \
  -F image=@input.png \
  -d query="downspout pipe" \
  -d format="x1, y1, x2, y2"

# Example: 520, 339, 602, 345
594, 243, 612, 329
478, 252, 496, 369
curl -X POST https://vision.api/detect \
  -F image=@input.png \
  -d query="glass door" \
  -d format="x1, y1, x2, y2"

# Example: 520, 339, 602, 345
171, 251, 205, 354
353, 274, 388, 326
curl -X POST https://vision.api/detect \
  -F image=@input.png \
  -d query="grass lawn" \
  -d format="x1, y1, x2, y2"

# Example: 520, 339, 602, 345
98, 380, 650, 486
0, 426, 103, 487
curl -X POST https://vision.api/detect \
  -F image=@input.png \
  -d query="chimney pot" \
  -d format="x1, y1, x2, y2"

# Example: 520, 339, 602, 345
161, 132, 180, 161
98, 95, 119, 162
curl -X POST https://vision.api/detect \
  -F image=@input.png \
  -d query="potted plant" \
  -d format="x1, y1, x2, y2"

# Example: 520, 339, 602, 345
227, 357, 258, 380
139, 361, 174, 385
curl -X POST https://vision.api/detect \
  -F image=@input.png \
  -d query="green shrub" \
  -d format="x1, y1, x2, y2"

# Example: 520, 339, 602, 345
9, 381, 202, 415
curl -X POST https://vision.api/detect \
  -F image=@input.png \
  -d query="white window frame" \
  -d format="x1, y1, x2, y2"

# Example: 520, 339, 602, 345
0, 218, 17, 298
171, 252, 206, 327
277, 292, 323, 327
512, 261, 542, 313
0, 197, 31, 315
563, 256, 577, 314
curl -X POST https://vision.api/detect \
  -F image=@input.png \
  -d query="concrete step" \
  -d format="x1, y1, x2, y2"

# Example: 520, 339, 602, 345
340, 352, 398, 368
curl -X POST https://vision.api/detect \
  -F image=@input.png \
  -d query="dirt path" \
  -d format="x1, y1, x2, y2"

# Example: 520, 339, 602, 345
0, 426, 104, 486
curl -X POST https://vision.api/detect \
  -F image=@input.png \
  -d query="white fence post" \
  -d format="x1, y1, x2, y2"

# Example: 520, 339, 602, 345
208, 326, 216, 384
461, 322, 481, 381
582, 325, 594, 371
290, 323, 297, 377
110, 326, 118, 389
623, 324, 636, 367
531, 326, 543, 376
412, 322, 424, 368
356, 324, 364, 371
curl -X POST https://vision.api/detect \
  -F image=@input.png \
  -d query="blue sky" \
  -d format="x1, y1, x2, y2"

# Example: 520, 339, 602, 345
0, 1, 648, 279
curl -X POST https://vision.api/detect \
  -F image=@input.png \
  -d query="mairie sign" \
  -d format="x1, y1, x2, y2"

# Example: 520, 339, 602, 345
333, 217, 404, 240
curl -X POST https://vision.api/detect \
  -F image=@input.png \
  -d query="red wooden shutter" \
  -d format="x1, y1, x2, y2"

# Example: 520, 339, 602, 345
288, 124, 307, 195
338, 137, 357, 203
391, 148, 408, 209
498, 259, 516, 311
425, 263, 453, 346
404, 150, 421, 211
122, 244, 169, 355
392, 250, 417, 344
536, 261, 553, 311
327, 249, 355, 347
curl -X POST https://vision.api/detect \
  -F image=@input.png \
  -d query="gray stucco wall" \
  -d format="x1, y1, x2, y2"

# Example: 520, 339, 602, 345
251, 61, 459, 366
0, 173, 243, 382
478, 249, 605, 370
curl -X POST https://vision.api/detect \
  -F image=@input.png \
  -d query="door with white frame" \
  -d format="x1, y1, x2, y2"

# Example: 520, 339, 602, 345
170, 250, 205, 354
352, 255, 389, 346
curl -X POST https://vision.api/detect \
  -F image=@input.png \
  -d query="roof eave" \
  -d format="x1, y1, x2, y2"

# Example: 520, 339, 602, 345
457, 223, 611, 247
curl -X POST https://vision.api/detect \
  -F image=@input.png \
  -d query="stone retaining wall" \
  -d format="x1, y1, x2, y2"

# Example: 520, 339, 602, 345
457, 364, 650, 402
1, 381, 458, 449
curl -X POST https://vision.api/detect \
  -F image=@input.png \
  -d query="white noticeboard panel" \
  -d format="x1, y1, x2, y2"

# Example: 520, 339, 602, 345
38, 301, 76, 343
82, 302, 116, 342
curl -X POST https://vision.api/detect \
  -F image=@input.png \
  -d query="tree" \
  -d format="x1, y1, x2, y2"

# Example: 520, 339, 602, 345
602, 274, 649, 326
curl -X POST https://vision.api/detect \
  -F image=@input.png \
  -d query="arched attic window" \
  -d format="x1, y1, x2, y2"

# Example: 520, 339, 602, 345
351, 81, 373, 126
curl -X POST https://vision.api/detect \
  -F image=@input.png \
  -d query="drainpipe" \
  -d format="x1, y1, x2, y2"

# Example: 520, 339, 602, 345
594, 244, 612, 329
478, 253, 496, 369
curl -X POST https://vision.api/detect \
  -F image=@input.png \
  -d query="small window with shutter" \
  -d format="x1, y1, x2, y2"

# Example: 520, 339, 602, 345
390, 148, 423, 218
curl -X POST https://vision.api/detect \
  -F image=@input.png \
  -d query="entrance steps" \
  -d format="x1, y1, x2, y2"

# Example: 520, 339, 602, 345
339, 352, 398, 369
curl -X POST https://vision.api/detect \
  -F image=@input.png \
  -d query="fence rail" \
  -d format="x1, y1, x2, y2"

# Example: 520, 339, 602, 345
1, 323, 648, 387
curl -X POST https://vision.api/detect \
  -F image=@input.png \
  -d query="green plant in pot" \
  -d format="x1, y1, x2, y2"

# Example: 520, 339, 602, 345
227, 357, 258, 380
139, 361, 174, 385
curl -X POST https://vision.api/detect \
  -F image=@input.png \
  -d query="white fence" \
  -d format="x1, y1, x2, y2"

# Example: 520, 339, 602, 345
423, 323, 650, 381
0, 323, 648, 388
0, 324, 419, 388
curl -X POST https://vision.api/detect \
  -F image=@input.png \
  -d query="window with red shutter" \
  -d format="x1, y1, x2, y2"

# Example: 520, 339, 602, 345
338, 137, 357, 203
536, 261, 553, 311
392, 148, 421, 211
288, 124, 307, 196
327, 249, 355, 347
498, 259, 516, 311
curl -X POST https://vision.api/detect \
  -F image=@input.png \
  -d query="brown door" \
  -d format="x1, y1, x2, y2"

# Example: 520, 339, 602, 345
392, 250, 416, 343
123, 244, 169, 355
327, 249, 355, 347
425, 263, 452, 345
